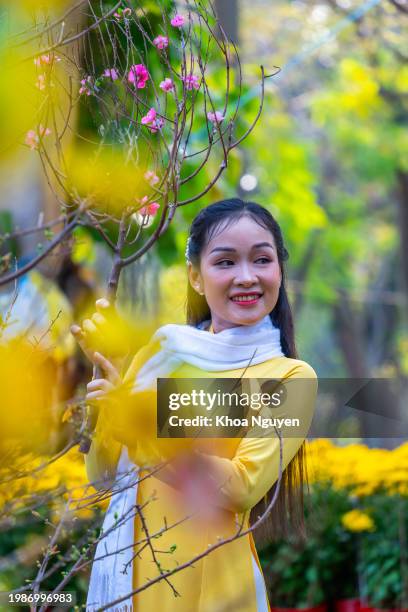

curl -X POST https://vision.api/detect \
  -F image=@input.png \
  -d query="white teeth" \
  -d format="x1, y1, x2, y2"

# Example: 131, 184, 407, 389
231, 295, 260, 302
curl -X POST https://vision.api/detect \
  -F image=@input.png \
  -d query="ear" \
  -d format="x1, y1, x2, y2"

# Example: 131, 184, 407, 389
278, 265, 283, 289
188, 262, 204, 295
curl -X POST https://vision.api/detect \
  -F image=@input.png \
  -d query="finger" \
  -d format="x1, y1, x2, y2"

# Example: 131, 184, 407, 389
82, 319, 98, 335
70, 324, 84, 338
86, 390, 106, 401
95, 298, 111, 312
91, 312, 107, 328
93, 351, 120, 383
87, 378, 106, 390
87, 379, 113, 392
70, 325, 90, 353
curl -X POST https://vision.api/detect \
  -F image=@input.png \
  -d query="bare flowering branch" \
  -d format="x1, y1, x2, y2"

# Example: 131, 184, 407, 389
0, 217, 79, 286
97, 433, 285, 611
0, 2, 282, 608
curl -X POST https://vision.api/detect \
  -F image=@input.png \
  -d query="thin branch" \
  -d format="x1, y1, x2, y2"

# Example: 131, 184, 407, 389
0, 217, 78, 287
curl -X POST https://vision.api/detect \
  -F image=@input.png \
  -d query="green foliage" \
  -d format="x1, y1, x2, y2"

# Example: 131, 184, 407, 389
358, 495, 408, 608
0, 505, 100, 609
259, 487, 408, 607
259, 485, 357, 606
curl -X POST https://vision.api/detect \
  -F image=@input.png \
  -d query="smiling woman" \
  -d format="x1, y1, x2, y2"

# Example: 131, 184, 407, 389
73, 198, 317, 611
186, 199, 296, 357
187, 214, 282, 331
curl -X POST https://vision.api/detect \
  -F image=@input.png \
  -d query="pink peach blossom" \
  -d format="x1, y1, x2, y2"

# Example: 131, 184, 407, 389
103, 68, 119, 80
141, 108, 164, 133
159, 77, 175, 92
25, 130, 38, 150
144, 171, 160, 185
141, 108, 157, 125
34, 54, 61, 66
153, 35, 169, 50
25, 126, 51, 150
182, 74, 200, 90
171, 14, 185, 27
207, 110, 225, 124
140, 202, 160, 216
128, 64, 149, 89
79, 76, 93, 96
114, 7, 132, 20
149, 117, 164, 133
36, 74, 46, 90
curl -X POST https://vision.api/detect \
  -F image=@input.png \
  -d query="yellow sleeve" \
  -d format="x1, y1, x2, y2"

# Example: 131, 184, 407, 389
201, 362, 318, 514
84, 403, 122, 491
84, 342, 160, 489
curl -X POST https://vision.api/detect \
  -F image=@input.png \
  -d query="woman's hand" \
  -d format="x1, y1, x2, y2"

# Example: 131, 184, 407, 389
70, 298, 113, 367
85, 351, 121, 406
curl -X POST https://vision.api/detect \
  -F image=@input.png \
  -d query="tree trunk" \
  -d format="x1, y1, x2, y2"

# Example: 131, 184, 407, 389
333, 292, 402, 448
214, 0, 239, 45
397, 170, 408, 300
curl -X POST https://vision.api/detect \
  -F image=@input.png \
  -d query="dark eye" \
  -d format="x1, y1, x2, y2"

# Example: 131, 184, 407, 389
215, 259, 234, 266
255, 257, 272, 264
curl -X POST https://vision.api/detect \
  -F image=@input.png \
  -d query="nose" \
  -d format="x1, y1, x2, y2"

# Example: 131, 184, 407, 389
233, 262, 258, 286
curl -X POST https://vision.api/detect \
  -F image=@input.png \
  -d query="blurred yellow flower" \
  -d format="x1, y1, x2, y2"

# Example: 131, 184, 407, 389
0, 337, 53, 456
159, 264, 188, 325
339, 59, 382, 119
0, 447, 106, 520
66, 146, 147, 217
341, 509, 375, 533
306, 439, 408, 497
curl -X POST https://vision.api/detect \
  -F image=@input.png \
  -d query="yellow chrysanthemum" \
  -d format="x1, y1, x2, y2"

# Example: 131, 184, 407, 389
306, 439, 408, 497
341, 509, 375, 533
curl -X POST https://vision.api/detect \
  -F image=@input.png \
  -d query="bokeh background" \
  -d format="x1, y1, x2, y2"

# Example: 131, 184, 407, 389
0, 0, 407, 609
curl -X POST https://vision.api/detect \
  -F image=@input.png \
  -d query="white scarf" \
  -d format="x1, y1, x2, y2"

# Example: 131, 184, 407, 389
86, 315, 283, 611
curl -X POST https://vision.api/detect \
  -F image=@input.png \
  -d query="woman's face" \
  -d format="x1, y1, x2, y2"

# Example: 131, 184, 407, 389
188, 215, 282, 333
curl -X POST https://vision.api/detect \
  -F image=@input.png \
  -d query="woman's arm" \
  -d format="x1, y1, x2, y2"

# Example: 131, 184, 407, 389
110, 362, 318, 513
82, 351, 123, 491
198, 363, 318, 514
85, 404, 123, 491
167, 362, 317, 514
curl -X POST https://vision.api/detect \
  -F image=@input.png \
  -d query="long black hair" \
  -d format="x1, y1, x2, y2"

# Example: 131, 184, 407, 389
185, 197, 308, 541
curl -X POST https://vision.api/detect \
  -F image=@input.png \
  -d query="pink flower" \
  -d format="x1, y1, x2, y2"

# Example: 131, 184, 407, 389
159, 77, 175, 92
136, 196, 160, 216
207, 110, 225, 124
114, 7, 132, 20
103, 68, 119, 80
150, 117, 164, 133
140, 202, 160, 216
36, 74, 46, 90
171, 14, 185, 27
153, 35, 169, 50
141, 108, 157, 125
141, 108, 164, 133
25, 126, 51, 150
34, 54, 61, 66
144, 171, 160, 185
79, 76, 93, 96
25, 130, 38, 150
128, 64, 149, 89
182, 74, 200, 90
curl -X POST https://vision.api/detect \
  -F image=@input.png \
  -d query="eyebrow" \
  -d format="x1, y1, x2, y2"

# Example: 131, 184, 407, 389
209, 242, 275, 254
